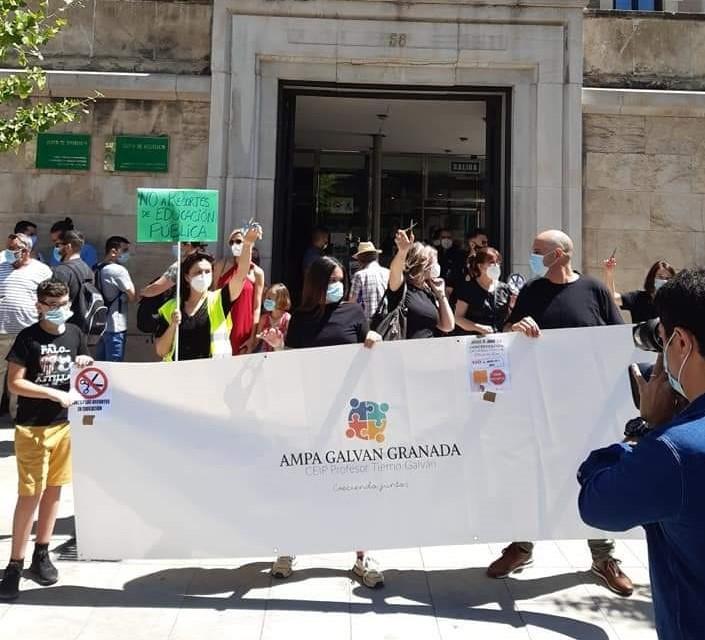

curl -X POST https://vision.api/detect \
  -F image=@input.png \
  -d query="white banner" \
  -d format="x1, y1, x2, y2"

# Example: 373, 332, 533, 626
70, 326, 645, 560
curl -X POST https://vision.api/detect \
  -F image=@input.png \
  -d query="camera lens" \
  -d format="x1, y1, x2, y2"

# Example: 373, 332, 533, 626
633, 318, 663, 352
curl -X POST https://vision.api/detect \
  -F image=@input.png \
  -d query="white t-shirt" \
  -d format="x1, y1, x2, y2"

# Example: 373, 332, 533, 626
96, 262, 134, 333
0, 259, 53, 335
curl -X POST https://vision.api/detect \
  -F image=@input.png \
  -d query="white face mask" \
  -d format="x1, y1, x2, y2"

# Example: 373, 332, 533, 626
44, 305, 73, 328
231, 242, 243, 257
189, 273, 212, 293
429, 262, 441, 279
654, 278, 668, 292
440, 238, 453, 250
487, 264, 501, 281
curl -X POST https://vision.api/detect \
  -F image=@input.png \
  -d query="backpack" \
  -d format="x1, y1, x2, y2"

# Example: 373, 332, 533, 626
370, 283, 408, 341
64, 261, 108, 336
137, 281, 175, 334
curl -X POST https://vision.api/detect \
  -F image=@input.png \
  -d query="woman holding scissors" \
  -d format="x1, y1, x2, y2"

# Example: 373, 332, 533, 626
154, 224, 262, 361
386, 222, 454, 338
602, 249, 676, 323
213, 222, 265, 355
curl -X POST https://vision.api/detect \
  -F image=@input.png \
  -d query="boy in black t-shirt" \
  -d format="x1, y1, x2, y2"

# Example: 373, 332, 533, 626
0, 279, 92, 601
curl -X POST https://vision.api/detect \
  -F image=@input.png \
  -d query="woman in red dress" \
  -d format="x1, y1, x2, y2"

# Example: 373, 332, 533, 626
213, 228, 265, 355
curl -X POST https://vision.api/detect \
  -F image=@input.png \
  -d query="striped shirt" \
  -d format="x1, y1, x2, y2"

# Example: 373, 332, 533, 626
350, 261, 390, 320
0, 259, 53, 335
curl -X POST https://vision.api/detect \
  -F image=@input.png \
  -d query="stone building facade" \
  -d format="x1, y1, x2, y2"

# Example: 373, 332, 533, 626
1, 1, 704, 332
583, 12, 705, 292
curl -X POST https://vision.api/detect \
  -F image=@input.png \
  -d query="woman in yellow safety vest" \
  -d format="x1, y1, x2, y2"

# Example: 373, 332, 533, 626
154, 225, 262, 361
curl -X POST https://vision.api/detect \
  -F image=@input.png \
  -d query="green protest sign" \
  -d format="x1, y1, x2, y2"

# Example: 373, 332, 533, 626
136, 189, 219, 243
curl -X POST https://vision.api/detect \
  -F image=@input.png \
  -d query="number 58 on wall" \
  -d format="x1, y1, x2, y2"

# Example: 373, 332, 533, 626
387, 33, 408, 47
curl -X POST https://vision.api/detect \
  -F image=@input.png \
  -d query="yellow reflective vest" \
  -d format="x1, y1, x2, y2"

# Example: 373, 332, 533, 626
158, 291, 233, 361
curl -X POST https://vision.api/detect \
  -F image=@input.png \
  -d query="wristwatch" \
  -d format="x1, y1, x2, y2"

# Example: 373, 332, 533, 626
624, 417, 650, 438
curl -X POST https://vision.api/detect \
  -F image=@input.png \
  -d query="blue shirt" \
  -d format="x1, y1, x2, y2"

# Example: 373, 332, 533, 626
578, 394, 705, 640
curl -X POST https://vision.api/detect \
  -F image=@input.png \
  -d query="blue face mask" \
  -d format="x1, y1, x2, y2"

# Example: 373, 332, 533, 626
326, 281, 344, 304
44, 305, 73, 327
30, 235, 38, 248
2, 249, 19, 264
663, 331, 692, 399
171, 244, 180, 258
53, 246, 63, 263
263, 299, 276, 312
117, 251, 130, 265
529, 251, 555, 278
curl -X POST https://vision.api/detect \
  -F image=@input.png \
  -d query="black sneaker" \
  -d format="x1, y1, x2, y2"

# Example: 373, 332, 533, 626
0, 561, 22, 601
27, 547, 58, 586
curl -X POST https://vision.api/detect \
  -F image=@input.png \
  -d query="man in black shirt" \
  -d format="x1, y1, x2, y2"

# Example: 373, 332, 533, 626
0, 279, 92, 601
486, 230, 634, 598
52, 230, 95, 329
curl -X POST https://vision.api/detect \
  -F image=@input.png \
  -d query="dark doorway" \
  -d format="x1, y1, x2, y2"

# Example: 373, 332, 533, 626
273, 84, 511, 299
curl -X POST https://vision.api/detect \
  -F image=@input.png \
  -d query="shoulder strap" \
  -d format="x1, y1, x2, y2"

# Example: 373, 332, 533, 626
95, 264, 123, 308
64, 259, 91, 283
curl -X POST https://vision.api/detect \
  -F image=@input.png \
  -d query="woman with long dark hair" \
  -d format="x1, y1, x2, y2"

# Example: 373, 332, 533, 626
263, 255, 383, 588
454, 247, 513, 335
154, 225, 261, 361
602, 257, 676, 323
282, 256, 378, 348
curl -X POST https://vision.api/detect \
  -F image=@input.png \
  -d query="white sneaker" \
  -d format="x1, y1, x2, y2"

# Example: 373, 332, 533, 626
271, 555, 295, 579
352, 555, 384, 588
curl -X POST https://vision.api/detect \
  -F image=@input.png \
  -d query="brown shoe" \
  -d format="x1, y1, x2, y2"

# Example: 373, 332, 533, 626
486, 543, 533, 579
591, 558, 634, 597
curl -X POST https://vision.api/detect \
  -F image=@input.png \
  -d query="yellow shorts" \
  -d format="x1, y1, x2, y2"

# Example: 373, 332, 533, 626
14, 423, 72, 497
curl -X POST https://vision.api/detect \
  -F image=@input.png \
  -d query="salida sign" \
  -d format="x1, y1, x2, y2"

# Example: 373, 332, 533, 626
136, 188, 219, 243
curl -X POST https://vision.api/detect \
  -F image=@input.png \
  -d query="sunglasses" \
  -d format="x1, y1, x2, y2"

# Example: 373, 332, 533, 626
229, 238, 243, 246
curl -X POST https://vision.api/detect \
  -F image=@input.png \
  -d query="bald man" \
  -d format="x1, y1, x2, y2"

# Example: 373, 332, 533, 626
486, 229, 633, 597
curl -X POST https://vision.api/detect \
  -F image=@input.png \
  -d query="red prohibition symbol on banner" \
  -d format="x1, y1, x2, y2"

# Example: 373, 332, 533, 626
75, 367, 109, 400
489, 369, 506, 386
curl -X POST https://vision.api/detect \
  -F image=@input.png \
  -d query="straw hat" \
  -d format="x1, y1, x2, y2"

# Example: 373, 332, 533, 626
352, 241, 382, 258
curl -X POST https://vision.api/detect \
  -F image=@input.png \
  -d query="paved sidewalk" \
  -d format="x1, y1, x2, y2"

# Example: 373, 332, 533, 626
0, 426, 656, 640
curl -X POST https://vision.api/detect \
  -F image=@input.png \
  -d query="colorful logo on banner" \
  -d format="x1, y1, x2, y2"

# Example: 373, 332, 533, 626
346, 398, 389, 444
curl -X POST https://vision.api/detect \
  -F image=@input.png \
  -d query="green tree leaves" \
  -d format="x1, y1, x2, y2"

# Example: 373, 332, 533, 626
0, 0, 93, 153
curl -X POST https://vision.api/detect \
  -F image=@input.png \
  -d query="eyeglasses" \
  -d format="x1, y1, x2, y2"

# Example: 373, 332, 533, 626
229, 238, 243, 246
38, 299, 69, 310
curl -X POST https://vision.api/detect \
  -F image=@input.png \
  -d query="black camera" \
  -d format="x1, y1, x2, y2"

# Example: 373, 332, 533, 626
629, 318, 662, 409
633, 318, 663, 353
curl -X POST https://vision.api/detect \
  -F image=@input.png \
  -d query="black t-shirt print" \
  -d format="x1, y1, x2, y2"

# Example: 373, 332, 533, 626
7, 323, 88, 426
286, 302, 368, 349
507, 275, 624, 330
620, 290, 657, 323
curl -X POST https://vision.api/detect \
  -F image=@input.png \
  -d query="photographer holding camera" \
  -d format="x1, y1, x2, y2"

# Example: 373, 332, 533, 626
578, 268, 705, 640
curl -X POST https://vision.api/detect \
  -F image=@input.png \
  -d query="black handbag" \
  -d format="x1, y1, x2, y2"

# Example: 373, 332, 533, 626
370, 282, 408, 341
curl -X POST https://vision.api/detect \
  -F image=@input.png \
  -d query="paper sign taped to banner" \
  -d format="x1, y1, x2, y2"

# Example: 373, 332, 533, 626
70, 326, 647, 560
71, 366, 112, 426
136, 188, 218, 243
469, 335, 511, 393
